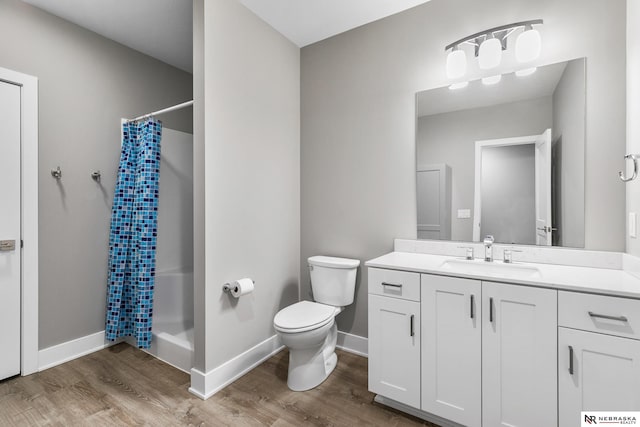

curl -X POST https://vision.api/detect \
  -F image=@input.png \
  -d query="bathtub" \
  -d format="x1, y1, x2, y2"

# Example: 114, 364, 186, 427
145, 268, 194, 372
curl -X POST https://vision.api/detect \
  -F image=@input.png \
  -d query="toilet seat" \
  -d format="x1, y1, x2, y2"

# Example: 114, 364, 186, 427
274, 301, 338, 333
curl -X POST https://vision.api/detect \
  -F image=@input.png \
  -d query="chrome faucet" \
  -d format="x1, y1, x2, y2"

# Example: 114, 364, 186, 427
483, 235, 494, 262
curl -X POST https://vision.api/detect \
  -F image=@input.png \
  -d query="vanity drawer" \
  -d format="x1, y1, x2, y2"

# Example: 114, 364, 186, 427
368, 268, 420, 302
558, 291, 640, 340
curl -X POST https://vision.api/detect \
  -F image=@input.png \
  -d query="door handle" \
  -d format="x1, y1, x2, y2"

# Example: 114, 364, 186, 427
470, 294, 475, 319
0, 240, 16, 252
568, 345, 574, 375
489, 297, 494, 323
410, 314, 414, 337
537, 226, 558, 233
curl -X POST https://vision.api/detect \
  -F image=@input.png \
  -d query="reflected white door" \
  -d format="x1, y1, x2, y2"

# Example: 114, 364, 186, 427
417, 164, 451, 240
0, 81, 21, 380
535, 129, 552, 245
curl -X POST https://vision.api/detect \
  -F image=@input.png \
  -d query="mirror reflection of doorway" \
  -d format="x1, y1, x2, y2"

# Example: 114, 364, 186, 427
417, 164, 451, 240
472, 129, 552, 245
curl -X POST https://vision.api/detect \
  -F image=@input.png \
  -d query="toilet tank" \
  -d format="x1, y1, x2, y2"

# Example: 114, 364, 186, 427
308, 256, 360, 307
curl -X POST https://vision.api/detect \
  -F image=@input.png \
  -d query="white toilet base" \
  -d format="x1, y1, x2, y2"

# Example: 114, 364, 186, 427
283, 322, 338, 391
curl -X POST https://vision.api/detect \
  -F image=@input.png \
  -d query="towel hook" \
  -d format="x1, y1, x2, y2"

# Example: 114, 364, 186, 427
619, 154, 640, 182
51, 166, 62, 180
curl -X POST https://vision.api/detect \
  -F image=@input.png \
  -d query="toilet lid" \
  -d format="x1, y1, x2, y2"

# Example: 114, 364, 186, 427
274, 301, 337, 332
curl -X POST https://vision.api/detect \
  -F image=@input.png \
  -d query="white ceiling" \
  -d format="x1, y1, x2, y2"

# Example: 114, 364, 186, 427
238, 0, 432, 47
22, 0, 433, 73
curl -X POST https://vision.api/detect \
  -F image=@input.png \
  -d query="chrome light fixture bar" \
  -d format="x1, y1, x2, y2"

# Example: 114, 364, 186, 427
445, 19, 543, 55
445, 19, 543, 81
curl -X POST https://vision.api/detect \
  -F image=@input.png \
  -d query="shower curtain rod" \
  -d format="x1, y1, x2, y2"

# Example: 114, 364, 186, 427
125, 100, 194, 123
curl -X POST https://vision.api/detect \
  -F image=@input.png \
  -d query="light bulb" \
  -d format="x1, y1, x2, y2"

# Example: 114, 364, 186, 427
516, 67, 537, 77
516, 27, 541, 63
482, 74, 502, 85
478, 37, 502, 70
449, 81, 469, 90
446, 49, 467, 79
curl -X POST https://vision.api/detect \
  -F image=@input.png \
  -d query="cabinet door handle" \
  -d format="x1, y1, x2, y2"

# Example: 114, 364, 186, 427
382, 282, 402, 288
588, 311, 628, 322
568, 345, 574, 375
489, 297, 494, 323
410, 314, 415, 337
470, 294, 475, 319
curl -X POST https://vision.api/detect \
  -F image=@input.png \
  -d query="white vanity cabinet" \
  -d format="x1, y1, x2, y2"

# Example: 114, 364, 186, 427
421, 274, 482, 427
420, 276, 557, 427
368, 268, 421, 408
367, 250, 640, 427
482, 281, 558, 427
558, 292, 640, 427
369, 269, 559, 426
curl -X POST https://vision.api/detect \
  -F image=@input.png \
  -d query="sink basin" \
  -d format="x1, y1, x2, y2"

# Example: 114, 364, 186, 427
439, 258, 542, 280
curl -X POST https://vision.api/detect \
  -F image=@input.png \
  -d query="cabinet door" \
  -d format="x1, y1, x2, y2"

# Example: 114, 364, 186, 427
368, 294, 421, 408
482, 282, 558, 427
421, 274, 481, 427
559, 327, 640, 427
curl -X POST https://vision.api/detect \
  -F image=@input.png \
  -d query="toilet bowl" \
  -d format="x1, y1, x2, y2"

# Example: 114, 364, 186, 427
274, 301, 341, 391
274, 256, 359, 391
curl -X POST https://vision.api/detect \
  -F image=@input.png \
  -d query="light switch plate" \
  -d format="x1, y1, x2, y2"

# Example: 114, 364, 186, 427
457, 209, 471, 219
630, 212, 637, 238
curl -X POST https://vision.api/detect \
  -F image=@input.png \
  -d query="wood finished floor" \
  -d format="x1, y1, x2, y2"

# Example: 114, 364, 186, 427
0, 343, 437, 426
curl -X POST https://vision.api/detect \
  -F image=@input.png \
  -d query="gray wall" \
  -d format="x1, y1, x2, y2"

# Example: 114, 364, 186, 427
481, 145, 536, 244
301, 0, 626, 338
194, 0, 300, 372
156, 128, 194, 273
417, 97, 552, 242
553, 60, 586, 248
627, 1, 640, 256
0, 0, 193, 349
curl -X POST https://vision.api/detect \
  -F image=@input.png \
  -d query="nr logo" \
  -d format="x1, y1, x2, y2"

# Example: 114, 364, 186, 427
585, 414, 598, 424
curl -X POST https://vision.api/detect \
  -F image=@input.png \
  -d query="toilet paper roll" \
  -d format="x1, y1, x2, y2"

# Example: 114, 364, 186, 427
230, 278, 254, 298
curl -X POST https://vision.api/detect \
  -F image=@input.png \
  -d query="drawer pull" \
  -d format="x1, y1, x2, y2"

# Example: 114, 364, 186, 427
410, 314, 415, 337
588, 312, 628, 322
568, 346, 574, 375
470, 294, 475, 319
381, 282, 403, 289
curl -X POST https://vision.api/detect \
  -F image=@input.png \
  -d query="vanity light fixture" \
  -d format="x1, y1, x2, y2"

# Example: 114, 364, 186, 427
446, 47, 467, 79
478, 37, 502, 70
445, 19, 543, 79
516, 25, 542, 63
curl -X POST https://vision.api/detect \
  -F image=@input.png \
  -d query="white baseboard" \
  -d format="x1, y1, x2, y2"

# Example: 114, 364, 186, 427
38, 330, 120, 371
337, 331, 368, 357
189, 334, 284, 400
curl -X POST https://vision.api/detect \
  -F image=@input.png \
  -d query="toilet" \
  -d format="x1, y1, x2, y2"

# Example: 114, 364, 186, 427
274, 255, 360, 391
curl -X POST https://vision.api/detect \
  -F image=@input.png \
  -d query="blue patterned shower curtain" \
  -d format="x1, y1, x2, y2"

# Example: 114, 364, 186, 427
105, 119, 162, 349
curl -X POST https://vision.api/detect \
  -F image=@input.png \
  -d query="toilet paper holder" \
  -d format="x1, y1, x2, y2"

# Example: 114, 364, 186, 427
222, 280, 255, 294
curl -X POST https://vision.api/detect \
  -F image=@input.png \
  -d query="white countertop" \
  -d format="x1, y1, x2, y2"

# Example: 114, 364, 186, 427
366, 251, 640, 299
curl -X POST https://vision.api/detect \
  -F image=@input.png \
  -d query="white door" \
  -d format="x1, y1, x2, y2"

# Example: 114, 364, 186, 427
482, 282, 558, 427
368, 294, 421, 408
416, 164, 451, 240
421, 274, 481, 427
535, 129, 553, 245
0, 81, 22, 380
559, 327, 640, 427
